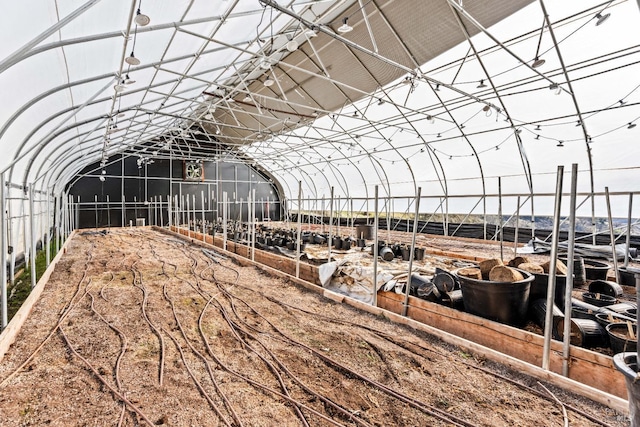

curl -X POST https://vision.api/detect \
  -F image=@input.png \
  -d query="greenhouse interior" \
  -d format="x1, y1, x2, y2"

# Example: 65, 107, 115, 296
1, 0, 640, 426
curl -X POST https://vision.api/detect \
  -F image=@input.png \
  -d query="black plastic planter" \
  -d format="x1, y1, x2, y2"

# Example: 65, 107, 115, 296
618, 267, 637, 287
529, 298, 564, 333
530, 273, 567, 310
583, 259, 610, 281
607, 323, 638, 354
455, 268, 533, 326
613, 353, 640, 427
582, 292, 617, 307
588, 280, 623, 298
555, 318, 608, 348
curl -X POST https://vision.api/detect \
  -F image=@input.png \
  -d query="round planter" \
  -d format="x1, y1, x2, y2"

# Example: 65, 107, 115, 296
583, 259, 610, 281
617, 267, 638, 287
379, 246, 395, 262
582, 292, 617, 307
529, 298, 564, 333
588, 280, 623, 298
414, 247, 425, 261
555, 318, 608, 348
355, 224, 373, 240
455, 268, 533, 326
613, 353, 640, 427
595, 312, 633, 329
559, 256, 586, 285
607, 323, 638, 354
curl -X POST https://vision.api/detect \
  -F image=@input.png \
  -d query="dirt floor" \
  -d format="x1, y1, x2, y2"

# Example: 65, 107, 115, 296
0, 228, 630, 426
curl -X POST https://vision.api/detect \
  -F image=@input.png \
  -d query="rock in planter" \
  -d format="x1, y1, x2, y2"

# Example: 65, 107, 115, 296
479, 258, 503, 279
489, 265, 524, 282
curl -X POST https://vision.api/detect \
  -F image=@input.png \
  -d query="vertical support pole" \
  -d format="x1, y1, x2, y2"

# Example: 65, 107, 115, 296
193, 194, 197, 237
321, 195, 325, 233
186, 196, 191, 238
498, 177, 503, 262
121, 194, 125, 228
1, 173, 8, 329
94, 194, 98, 229
514, 196, 521, 254
402, 187, 422, 317
46, 191, 51, 266
201, 190, 206, 242
106, 195, 111, 227
350, 199, 354, 230
307, 196, 311, 230
337, 195, 341, 237
328, 187, 334, 263
562, 163, 578, 377
29, 185, 37, 289
296, 181, 302, 278
223, 192, 228, 251
55, 194, 60, 255
625, 193, 633, 268
251, 189, 256, 261
167, 195, 171, 228
542, 165, 564, 371
372, 185, 379, 308
605, 187, 620, 284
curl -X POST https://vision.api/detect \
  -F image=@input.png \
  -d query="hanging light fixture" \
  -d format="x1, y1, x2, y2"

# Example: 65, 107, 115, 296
243, 94, 252, 103
264, 76, 274, 87
434, 84, 440, 91
535, 124, 541, 131
535, 134, 540, 140
134, 5, 150, 26
619, 100, 627, 106
532, 57, 546, 68
305, 28, 317, 38
286, 36, 299, 52
338, 17, 353, 33
549, 82, 561, 95
576, 120, 582, 127
557, 140, 564, 147
125, 51, 140, 65
204, 113, 213, 120
114, 80, 125, 92
124, 74, 135, 85
426, 115, 435, 124
595, 12, 610, 26
477, 79, 487, 89
628, 122, 636, 129
437, 133, 442, 138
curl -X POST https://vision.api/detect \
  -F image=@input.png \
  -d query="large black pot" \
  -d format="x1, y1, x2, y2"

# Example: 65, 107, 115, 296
455, 269, 533, 326
613, 353, 640, 427
530, 273, 567, 310
583, 259, 610, 281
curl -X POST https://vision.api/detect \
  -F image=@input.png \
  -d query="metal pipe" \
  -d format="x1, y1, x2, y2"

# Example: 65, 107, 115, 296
1, 173, 8, 329
186, 196, 191, 238
296, 181, 302, 279
94, 194, 98, 229
251, 189, 256, 261
605, 187, 621, 284
29, 185, 37, 289
498, 177, 503, 261
106, 195, 110, 227
514, 196, 521, 255
402, 187, 422, 317
624, 193, 633, 268
201, 190, 206, 242
46, 190, 51, 266
328, 187, 334, 263
223, 192, 228, 251
542, 165, 564, 371
167, 194, 172, 228
373, 185, 379, 308
562, 163, 578, 377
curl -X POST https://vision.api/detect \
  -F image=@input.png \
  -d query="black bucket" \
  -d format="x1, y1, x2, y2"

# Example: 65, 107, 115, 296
379, 246, 395, 262
357, 238, 366, 248
414, 247, 425, 261
409, 274, 440, 302
613, 353, 640, 426
529, 299, 564, 332
617, 267, 638, 286
588, 280, 623, 298
401, 247, 411, 261
625, 308, 637, 320
560, 256, 586, 286
555, 318, 608, 348
606, 323, 638, 353
583, 259, 610, 281
441, 289, 464, 308
455, 268, 533, 326
313, 234, 326, 245
341, 239, 352, 250
582, 292, 617, 307
531, 273, 567, 310
355, 224, 373, 240
433, 268, 457, 293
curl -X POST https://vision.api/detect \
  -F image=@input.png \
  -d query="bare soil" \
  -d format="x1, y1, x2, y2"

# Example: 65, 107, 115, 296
0, 228, 629, 426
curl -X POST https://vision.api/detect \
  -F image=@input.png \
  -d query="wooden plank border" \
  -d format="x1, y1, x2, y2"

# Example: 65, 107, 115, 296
0, 231, 76, 363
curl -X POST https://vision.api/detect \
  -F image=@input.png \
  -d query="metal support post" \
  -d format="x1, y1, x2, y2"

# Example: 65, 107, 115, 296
328, 187, 334, 263
1, 173, 8, 329
625, 193, 633, 268
296, 182, 302, 278
514, 196, 521, 254
201, 190, 206, 241
605, 187, 620, 285
562, 163, 578, 377
542, 165, 564, 371
94, 194, 98, 229
373, 185, 379, 307
402, 187, 422, 317
46, 191, 51, 266
186, 196, 191, 238
498, 177, 503, 262
223, 192, 228, 250
29, 185, 37, 289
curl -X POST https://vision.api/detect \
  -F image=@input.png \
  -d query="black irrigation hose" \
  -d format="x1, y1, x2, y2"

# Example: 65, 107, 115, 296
236, 283, 617, 427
